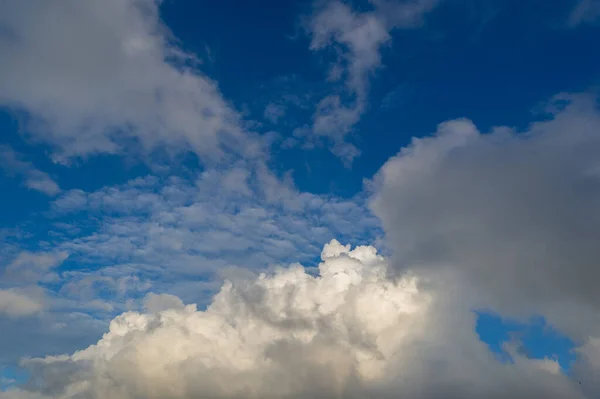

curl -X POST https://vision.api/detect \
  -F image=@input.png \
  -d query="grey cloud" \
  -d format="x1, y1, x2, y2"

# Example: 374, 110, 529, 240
0, 288, 44, 318
0, 0, 264, 164
370, 93, 600, 340
3, 251, 68, 284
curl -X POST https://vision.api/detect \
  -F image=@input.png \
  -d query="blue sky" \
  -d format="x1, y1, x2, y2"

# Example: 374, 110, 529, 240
1, 0, 600, 397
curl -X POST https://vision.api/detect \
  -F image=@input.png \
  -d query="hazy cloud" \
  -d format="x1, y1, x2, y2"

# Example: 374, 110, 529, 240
0, 146, 61, 196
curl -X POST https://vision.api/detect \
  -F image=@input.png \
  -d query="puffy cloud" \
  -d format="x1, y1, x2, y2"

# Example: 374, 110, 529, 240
369, 91, 600, 396
0, 146, 61, 196
303, 0, 438, 164
0, 0, 263, 164
0, 163, 381, 366
2, 240, 587, 399
370, 93, 600, 337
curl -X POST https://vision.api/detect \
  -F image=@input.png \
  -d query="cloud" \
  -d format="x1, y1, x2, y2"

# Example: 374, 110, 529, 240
143, 292, 185, 312
0, 0, 264, 164
264, 103, 287, 124
0, 146, 61, 196
2, 240, 586, 398
568, 0, 600, 27
49, 167, 380, 290
0, 289, 43, 318
303, 0, 438, 164
370, 92, 600, 341
3, 251, 68, 284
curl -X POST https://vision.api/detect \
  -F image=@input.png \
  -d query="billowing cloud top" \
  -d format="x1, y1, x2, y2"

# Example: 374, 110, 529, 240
1, 0, 599, 398
2, 240, 586, 399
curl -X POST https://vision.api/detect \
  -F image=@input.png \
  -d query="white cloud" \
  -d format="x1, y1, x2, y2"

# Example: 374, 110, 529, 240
2, 241, 586, 398
0, 146, 61, 196
0, 0, 264, 164
303, 0, 438, 164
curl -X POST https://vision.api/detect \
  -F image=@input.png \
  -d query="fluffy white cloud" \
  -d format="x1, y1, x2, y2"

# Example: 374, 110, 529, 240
1, 240, 586, 399
0, 0, 264, 164
0, 146, 61, 196
303, 0, 438, 164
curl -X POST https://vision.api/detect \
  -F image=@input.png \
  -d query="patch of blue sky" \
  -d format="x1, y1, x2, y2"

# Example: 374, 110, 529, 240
476, 312, 577, 372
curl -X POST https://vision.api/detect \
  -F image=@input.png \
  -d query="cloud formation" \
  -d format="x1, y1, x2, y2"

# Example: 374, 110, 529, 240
0, 288, 44, 318
0, 146, 61, 196
2, 241, 585, 399
0, 0, 263, 164
46, 165, 380, 308
303, 0, 438, 164
4, 251, 68, 284
371, 93, 600, 337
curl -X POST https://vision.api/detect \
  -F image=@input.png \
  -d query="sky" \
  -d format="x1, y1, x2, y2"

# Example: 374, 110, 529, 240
0, 0, 599, 397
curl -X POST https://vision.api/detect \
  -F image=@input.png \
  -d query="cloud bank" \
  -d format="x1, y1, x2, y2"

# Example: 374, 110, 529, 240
2, 241, 584, 399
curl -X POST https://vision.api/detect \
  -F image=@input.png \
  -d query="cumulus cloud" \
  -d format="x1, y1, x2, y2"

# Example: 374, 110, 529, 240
0, 0, 263, 164
2, 240, 586, 399
370, 93, 600, 335
303, 0, 438, 164
0, 146, 61, 196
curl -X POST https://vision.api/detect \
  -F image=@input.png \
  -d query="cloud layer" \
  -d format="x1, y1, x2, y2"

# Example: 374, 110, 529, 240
2, 241, 585, 399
